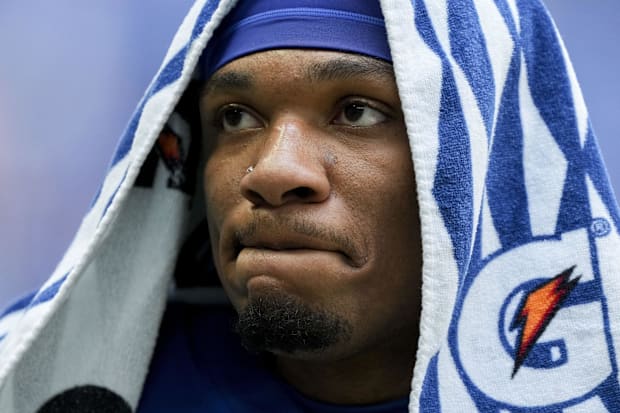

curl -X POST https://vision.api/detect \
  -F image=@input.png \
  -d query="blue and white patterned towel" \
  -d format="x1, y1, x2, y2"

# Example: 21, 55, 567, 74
0, 1, 619, 411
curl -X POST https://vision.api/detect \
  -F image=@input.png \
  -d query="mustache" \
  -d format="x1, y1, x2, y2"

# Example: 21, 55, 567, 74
233, 213, 363, 264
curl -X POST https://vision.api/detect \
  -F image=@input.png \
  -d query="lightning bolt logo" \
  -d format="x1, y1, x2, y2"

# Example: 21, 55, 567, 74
510, 266, 580, 377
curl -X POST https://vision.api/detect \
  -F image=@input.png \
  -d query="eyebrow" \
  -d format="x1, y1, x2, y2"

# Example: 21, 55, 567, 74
304, 56, 394, 83
202, 71, 255, 97
201, 55, 394, 98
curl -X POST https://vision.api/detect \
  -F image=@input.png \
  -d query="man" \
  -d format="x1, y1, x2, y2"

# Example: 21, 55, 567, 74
138, 2, 420, 410
1, 0, 620, 412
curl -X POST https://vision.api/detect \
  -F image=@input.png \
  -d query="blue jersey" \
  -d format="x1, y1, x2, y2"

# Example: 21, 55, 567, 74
137, 303, 409, 412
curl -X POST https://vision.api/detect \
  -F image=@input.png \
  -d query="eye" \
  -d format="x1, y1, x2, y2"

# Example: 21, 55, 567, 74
217, 105, 262, 132
333, 101, 388, 127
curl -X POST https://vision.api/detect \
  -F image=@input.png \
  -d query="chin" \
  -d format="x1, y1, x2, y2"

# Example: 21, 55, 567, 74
233, 289, 353, 356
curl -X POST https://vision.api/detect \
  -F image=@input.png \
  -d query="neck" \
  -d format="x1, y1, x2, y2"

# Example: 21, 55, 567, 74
275, 334, 416, 405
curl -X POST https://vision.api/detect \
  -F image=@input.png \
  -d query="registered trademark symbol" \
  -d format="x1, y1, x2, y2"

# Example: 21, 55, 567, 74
590, 218, 611, 237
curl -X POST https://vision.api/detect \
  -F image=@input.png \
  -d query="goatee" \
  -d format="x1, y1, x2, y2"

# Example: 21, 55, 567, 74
235, 292, 352, 354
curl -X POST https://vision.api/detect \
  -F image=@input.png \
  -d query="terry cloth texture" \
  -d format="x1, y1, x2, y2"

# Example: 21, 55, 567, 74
1, 0, 620, 412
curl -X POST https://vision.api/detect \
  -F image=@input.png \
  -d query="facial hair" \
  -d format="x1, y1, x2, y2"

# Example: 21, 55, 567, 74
234, 291, 352, 355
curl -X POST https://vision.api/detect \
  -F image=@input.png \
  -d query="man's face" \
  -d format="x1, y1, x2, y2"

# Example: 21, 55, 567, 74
200, 49, 421, 361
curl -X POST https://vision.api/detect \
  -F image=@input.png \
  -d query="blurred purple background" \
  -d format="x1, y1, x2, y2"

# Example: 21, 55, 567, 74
1, 1, 618, 307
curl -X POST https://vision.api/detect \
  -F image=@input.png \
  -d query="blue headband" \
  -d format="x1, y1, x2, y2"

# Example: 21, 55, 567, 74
199, 0, 391, 80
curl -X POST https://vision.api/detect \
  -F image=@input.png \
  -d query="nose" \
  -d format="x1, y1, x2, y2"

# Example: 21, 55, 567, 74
240, 122, 331, 207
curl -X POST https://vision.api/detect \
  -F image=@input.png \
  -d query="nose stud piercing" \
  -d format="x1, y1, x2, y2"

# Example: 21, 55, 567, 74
246, 165, 254, 174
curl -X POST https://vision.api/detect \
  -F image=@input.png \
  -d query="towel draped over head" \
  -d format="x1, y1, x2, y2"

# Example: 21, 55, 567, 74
2, 0, 620, 412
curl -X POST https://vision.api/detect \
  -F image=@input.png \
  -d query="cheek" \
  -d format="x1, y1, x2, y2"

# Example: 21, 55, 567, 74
340, 140, 420, 278
203, 157, 243, 244
203, 161, 243, 296
340, 142, 416, 225
204, 143, 247, 201
377, 152, 419, 255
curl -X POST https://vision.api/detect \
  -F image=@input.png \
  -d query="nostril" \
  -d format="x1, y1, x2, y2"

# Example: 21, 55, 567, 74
244, 189, 266, 205
289, 186, 315, 199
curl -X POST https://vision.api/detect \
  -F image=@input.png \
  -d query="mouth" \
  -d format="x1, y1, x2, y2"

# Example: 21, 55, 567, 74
232, 232, 365, 268
234, 237, 337, 257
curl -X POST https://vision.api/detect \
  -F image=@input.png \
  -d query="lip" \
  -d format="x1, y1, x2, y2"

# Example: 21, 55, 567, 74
236, 236, 340, 256
235, 234, 344, 261
234, 246, 355, 297
231, 229, 364, 268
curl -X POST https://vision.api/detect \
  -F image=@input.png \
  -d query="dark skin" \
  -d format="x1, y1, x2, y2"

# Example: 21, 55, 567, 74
200, 49, 422, 405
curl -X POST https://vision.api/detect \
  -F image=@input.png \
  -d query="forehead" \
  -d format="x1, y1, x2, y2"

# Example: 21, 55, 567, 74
202, 50, 395, 96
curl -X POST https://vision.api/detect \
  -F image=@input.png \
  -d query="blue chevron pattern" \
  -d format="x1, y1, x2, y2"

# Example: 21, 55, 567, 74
412, 0, 620, 410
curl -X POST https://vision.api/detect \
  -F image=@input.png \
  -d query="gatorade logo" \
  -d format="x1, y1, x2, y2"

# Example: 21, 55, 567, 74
454, 228, 613, 407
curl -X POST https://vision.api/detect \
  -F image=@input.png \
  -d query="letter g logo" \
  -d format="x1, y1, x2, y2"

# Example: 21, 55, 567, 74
454, 228, 612, 407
